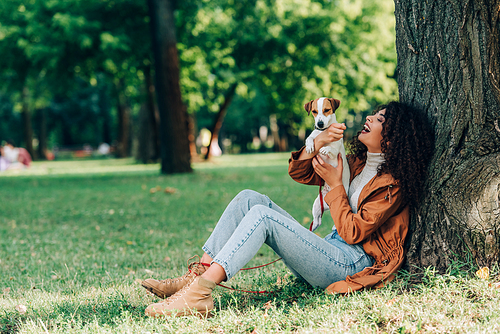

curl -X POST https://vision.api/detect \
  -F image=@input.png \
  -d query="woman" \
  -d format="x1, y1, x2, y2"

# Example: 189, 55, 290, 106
1, 140, 31, 169
142, 101, 433, 317
0, 146, 11, 171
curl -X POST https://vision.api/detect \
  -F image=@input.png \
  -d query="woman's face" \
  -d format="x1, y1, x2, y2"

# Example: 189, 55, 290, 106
359, 109, 386, 153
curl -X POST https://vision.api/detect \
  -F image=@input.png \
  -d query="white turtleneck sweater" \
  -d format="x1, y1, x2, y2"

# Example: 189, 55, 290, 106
347, 152, 385, 214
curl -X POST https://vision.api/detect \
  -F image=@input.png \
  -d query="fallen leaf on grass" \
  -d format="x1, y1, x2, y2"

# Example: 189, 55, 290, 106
476, 267, 490, 280
489, 282, 500, 289
141, 184, 147, 190
149, 188, 157, 194
164, 187, 177, 194
164, 256, 171, 262
3, 288, 10, 295
263, 301, 272, 318
144, 269, 154, 275
156, 185, 162, 191
386, 298, 397, 306
15, 305, 27, 314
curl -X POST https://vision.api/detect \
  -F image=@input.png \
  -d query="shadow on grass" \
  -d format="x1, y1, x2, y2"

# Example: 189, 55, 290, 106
216, 276, 330, 312
0, 293, 145, 334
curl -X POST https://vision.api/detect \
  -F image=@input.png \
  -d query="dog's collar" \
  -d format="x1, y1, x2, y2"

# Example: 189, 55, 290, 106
315, 126, 327, 131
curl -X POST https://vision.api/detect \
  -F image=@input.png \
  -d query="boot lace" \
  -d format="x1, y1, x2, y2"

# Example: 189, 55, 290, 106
162, 276, 195, 305
158, 255, 207, 285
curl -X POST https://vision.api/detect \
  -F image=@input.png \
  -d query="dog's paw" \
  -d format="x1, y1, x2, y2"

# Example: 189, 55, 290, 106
310, 216, 322, 232
305, 144, 315, 154
319, 147, 335, 159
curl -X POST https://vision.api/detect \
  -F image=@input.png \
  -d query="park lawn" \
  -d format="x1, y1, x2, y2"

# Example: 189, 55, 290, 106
1, 153, 499, 333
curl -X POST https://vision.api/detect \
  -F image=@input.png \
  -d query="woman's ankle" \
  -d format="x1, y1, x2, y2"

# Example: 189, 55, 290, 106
201, 262, 227, 284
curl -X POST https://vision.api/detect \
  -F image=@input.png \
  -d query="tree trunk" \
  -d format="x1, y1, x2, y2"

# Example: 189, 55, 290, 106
21, 86, 35, 159
394, 0, 500, 272
204, 83, 238, 160
144, 64, 160, 160
148, 0, 192, 174
187, 112, 200, 161
99, 82, 112, 145
116, 79, 131, 158
37, 108, 47, 160
137, 103, 151, 163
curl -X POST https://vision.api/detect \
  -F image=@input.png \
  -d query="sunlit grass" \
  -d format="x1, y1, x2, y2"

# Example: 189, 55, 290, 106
0, 153, 290, 177
1, 154, 499, 333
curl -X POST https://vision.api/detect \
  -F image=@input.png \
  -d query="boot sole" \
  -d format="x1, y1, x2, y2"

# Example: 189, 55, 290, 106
141, 281, 169, 299
146, 308, 213, 319
182, 308, 214, 319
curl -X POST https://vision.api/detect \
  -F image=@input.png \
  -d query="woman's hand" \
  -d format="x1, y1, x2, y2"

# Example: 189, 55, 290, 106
312, 154, 344, 189
297, 123, 346, 160
314, 123, 346, 149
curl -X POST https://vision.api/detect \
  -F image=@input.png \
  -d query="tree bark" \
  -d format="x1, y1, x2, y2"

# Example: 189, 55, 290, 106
204, 83, 238, 160
37, 108, 47, 160
137, 103, 152, 163
144, 64, 160, 160
148, 0, 192, 174
99, 83, 112, 145
116, 79, 131, 158
21, 86, 35, 159
394, 0, 500, 272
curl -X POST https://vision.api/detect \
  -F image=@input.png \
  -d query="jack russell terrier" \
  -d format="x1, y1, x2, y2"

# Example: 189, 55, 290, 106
304, 97, 350, 231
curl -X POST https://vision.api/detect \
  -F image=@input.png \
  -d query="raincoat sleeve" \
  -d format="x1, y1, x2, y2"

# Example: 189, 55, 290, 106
288, 147, 323, 186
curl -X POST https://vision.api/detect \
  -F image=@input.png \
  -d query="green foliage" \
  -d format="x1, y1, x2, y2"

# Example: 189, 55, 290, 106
177, 0, 398, 149
0, 0, 397, 152
0, 0, 150, 148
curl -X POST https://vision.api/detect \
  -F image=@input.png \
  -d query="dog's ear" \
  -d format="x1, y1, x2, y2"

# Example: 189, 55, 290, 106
304, 100, 314, 115
327, 98, 341, 112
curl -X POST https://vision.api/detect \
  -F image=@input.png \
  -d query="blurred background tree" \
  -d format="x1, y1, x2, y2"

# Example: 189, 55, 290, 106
0, 0, 397, 166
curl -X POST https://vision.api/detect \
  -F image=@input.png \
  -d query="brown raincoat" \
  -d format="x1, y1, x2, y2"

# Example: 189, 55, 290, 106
288, 148, 409, 293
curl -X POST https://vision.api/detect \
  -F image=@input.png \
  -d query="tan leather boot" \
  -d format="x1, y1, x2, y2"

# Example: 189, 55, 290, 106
141, 256, 209, 298
145, 276, 215, 318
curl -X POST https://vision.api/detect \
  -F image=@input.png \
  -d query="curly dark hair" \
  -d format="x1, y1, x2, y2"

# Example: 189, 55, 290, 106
348, 101, 434, 207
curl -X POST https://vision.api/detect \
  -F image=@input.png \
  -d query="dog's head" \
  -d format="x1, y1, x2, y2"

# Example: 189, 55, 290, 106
304, 97, 341, 130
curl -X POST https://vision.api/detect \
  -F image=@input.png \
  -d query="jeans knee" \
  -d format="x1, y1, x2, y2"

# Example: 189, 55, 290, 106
246, 204, 272, 223
237, 189, 259, 200
237, 189, 269, 208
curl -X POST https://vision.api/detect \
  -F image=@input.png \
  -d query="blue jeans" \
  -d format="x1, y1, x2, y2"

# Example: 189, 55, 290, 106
202, 190, 374, 289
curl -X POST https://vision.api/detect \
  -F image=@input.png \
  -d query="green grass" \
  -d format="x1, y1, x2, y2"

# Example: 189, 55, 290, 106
1, 154, 499, 333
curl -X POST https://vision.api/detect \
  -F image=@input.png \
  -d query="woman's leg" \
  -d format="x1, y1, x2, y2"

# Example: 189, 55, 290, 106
208, 204, 373, 288
145, 191, 373, 317
202, 189, 296, 261
142, 190, 287, 298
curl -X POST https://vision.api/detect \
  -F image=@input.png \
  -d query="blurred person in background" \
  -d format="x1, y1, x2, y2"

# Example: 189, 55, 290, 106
0, 145, 11, 171
2, 139, 32, 169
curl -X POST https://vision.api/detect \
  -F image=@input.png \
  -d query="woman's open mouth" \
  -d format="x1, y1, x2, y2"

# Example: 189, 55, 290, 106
361, 123, 371, 133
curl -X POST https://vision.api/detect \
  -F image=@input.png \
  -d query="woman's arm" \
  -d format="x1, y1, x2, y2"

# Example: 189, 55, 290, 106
288, 123, 347, 185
